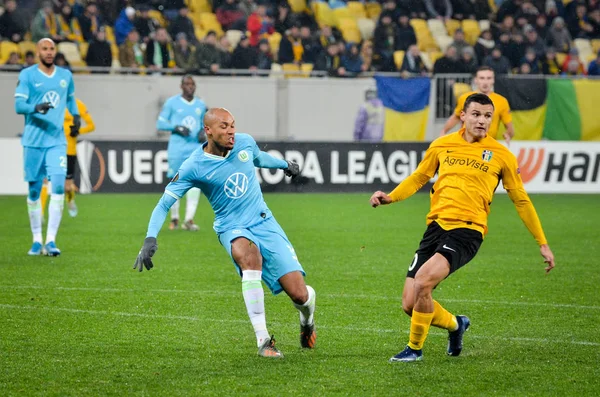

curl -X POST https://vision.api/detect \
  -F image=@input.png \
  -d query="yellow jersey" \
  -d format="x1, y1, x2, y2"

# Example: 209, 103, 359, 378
389, 128, 547, 245
64, 99, 95, 156
454, 91, 512, 140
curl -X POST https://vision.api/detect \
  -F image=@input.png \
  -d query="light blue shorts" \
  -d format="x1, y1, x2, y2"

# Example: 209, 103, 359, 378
23, 145, 67, 182
218, 217, 305, 295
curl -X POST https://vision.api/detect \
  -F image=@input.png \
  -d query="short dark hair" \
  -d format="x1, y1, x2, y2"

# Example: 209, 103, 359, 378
474, 65, 494, 76
463, 93, 494, 112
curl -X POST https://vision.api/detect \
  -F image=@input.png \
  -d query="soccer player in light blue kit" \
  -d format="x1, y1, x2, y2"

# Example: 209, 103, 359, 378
15, 38, 80, 256
135, 108, 317, 358
156, 75, 207, 231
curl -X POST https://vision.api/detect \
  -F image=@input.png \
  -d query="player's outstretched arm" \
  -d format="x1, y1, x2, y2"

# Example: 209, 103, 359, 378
370, 191, 393, 207
540, 244, 555, 274
133, 193, 177, 272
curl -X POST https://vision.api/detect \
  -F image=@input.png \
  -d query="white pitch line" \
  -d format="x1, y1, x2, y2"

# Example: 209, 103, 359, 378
0, 303, 599, 347
1, 285, 599, 311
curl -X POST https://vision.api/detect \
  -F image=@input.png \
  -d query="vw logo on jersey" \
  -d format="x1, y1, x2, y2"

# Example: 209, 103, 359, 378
238, 150, 250, 162
182, 116, 197, 131
224, 172, 249, 199
42, 91, 61, 108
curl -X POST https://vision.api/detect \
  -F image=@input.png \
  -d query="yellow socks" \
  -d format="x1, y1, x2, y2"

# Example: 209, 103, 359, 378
407, 310, 434, 350
66, 190, 75, 203
431, 300, 458, 331
40, 184, 48, 216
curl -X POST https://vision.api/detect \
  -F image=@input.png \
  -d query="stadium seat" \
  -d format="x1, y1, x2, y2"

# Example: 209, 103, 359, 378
445, 19, 461, 36
226, 29, 243, 50
357, 18, 376, 40
487, 0, 497, 12
282, 62, 300, 78
300, 63, 313, 77
78, 42, 89, 59
453, 82, 471, 101
313, 2, 336, 28
434, 34, 453, 52
429, 50, 443, 64
427, 19, 447, 36
148, 10, 166, 27
270, 62, 283, 78
410, 19, 428, 32
592, 39, 600, 54
479, 19, 490, 32
462, 20, 480, 45
195, 27, 207, 40
340, 27, 362, 43
199, 13, 224, 36
18, 41, 36, 57
338, 17, 359, 33
57, 42, 82, 65
556, 52, 567, 66
288, 0, 307, 13
333, 7, 353, 24
189, 0, 212, 14
268, 32, 282, 56
365, 2, 381, 20
574, 38, 593, 61
393, 50, 405, 70
417, 34, 439, 52
347, 2, 367, 18
420, 51, 432, 70
104, 26, 116, 44
0, 41, 20, 63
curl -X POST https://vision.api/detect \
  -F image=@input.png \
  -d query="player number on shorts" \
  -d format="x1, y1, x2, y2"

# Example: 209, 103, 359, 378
408, 253, 418, 271
59, 156, 67, 169
286, 244, 298, 262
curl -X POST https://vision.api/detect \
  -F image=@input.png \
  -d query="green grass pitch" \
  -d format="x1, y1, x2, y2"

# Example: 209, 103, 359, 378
0, 193, 599, 396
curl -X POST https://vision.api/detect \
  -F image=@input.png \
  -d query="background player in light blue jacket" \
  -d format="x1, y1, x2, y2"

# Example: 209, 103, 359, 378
156, 75, 207, 232
135, 108, 316, 359
15, 38, 80, 256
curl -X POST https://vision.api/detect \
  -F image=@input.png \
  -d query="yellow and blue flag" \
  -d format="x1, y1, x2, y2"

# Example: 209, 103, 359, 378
375, 76, 430, 141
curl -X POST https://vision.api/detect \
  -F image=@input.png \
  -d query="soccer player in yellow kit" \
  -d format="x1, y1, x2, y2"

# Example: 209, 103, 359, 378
370, 93, 555, 363
441, 66, 514, 143
40, 98, 95, 217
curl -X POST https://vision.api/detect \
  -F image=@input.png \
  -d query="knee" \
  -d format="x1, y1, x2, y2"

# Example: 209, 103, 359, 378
288, 286, 308, 305
402, 301, 413, 316
28, 188, 40, 201
414, 273, 435, 297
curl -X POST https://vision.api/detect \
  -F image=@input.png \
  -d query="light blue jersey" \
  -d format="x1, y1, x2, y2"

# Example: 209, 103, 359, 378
14, 65, 78, 148
144, 133, 301, 294
156, 95, 208, 160
154, 133, 287, 234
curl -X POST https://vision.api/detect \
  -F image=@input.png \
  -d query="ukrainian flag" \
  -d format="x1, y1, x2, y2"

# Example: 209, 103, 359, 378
375, 76, 430, 141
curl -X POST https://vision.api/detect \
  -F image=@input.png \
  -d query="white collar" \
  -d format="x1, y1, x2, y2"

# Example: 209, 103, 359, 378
37, 65, 57, 78
179, 96, 196, 105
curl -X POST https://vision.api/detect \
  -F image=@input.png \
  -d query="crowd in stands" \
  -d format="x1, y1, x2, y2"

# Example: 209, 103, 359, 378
0, 0, 599, 76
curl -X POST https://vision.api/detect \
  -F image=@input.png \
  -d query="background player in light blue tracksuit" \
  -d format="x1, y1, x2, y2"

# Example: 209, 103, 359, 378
156, 75, 207, 231
135, 108, 317, 358
15, 38, 80, 256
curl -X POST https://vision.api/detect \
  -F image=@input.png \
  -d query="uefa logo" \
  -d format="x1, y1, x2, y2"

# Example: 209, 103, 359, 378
42, 91, 60, 108
224, 172, 249, 199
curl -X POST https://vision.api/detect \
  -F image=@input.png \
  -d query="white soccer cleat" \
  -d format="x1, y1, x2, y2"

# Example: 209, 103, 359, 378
67, 200, 78, 217
182, 220, 199, 231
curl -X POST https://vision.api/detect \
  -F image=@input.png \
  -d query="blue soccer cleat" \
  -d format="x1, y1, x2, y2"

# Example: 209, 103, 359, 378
44, 242, 61, 257
389, 346, 423, 363
447, 315, 470, 356
27, 242, 43, 256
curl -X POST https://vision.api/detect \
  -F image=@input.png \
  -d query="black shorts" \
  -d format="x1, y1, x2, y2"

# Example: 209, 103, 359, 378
406, 221, 483, 278
66, 155, 77, 180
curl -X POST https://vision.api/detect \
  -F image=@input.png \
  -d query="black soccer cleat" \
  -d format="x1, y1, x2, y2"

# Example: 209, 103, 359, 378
447, 315, 470, 356
300, 323, 316, 348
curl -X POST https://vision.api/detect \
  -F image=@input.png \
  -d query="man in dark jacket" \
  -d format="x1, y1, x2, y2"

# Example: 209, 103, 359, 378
169, 6, 197, 45
231, 34, 258, 69
0, 0, 27, 42
195, 30, 222, 74
86, 29, 113, 73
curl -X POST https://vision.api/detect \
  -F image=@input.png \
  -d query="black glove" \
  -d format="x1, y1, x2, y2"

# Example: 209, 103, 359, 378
35, 102, 53, 114
69, 115, 81, 137
133, 237, 157, 272
173, 125, 190, 137
284, 160, 300, 178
